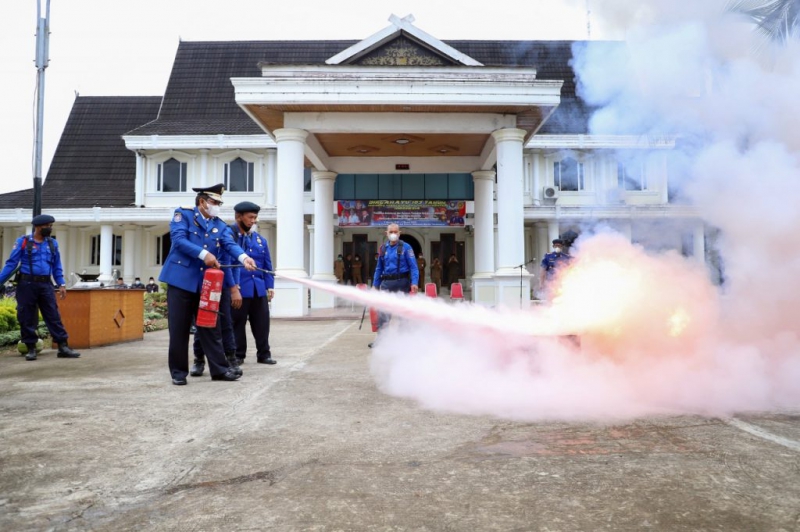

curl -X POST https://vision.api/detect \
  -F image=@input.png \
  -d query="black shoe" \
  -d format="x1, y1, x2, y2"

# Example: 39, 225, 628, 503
257, 357, 276, 365
57, 343, 81, 358
226, 354, 242, 376
211, 370, 241, 381
172, 377, 187, 385
235, 357, 245, 366
189, 325, 197, 335
26, 351, 37, 361
368, 342, 374, 348
189, 357, 205, 377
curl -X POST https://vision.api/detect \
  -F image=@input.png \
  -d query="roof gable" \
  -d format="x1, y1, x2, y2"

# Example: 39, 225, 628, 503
326, 14, 482, 67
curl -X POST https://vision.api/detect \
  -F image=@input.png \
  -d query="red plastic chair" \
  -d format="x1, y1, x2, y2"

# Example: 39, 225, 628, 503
450, 282, 464, 301
424, 283, 437, 298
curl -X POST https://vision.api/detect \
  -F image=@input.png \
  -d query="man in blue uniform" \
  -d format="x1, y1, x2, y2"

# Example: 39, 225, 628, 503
0, 214, 80, 361
190, 227, 243, 377
230, 201, 276, 365
539, 238, 573, 299
370, 223, 419, 346
159, 184, 256, 385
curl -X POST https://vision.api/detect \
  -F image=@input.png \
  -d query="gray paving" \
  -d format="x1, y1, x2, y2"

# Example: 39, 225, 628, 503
0, 320, 799, 531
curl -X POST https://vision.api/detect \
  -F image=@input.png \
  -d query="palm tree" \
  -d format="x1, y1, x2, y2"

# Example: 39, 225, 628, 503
728, 0, 800, 43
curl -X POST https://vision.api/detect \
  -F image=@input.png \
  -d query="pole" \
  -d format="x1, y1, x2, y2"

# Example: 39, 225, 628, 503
33, 0, 51, 218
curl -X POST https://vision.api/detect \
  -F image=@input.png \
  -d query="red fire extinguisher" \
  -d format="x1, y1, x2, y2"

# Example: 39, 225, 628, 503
196, 268, 224, 328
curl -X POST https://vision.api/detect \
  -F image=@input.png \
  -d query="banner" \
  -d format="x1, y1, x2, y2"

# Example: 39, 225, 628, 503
337, 200, 466, 227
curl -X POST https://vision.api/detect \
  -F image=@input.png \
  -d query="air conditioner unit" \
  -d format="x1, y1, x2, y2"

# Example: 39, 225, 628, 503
543, 186, 559, 199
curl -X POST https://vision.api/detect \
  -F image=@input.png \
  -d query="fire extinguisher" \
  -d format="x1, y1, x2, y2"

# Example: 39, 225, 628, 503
196, 268, 224, 328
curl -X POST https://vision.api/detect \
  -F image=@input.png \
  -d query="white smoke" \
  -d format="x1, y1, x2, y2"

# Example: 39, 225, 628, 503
365, 0, 800, 421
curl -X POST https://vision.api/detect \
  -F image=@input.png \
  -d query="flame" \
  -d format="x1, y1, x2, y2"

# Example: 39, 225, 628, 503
668, 308, 691, 337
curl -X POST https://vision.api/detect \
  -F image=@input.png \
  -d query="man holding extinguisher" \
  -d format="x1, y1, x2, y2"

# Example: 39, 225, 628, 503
159, 184, 257, 386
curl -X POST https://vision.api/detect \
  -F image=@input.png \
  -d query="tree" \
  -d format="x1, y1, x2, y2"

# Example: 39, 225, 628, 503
728, 0, 800, 43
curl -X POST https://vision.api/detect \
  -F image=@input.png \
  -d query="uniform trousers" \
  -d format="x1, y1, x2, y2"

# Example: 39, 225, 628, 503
167, 285, 232, 380
376, 277, 411, 330
16, 280, 68, 345
231, 295, 270, 360
193, 287, 236, 358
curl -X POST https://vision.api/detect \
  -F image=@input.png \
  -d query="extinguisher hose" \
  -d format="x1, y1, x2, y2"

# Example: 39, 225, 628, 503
219, 264, 276, 277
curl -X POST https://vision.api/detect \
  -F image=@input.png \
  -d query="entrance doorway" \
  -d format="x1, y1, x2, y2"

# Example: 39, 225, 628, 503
400, 235, 422, 257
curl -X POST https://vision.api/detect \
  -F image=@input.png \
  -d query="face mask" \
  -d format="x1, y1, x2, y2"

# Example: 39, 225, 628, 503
40, 228, 52, 238
554, 247, 562, 254
238, 221, 252, 233
388, 233, 399, 242
206, 203, 220, 218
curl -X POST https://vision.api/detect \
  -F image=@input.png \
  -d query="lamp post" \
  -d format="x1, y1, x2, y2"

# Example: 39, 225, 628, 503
32, 0, 51, 218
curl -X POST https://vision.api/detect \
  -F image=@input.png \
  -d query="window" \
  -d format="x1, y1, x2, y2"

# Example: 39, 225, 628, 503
618, 161, 647, 191
90, 235, 123, 266
91, 236, 100, 266
553, 157, 585, 191
156, 233, 171, 265
157, 158, 187, 192
224, 157, 255, 192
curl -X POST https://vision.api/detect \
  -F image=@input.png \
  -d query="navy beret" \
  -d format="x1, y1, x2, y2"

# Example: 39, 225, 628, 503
552, 239, 564, 245
234, 201, 261, 214
32, 214, 55, 226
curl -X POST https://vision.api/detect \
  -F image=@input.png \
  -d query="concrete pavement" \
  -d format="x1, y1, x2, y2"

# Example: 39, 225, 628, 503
0, 317, 799, 531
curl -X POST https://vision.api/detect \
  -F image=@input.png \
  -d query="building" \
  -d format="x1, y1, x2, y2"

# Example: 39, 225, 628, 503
0, 15, 708, 316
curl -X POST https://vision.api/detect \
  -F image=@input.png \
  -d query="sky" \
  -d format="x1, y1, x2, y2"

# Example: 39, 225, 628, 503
0, 0, 618, 196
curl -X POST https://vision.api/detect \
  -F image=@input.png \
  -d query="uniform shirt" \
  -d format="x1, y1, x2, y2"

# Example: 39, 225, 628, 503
373, 241, 419, 288
232, 225, 274, 298
0, 235, 65, 286
158, 206, 248, 293
540, 251, 572, 280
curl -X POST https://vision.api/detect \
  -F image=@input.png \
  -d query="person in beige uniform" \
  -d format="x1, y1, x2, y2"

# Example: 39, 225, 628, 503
417, 253, 427, 289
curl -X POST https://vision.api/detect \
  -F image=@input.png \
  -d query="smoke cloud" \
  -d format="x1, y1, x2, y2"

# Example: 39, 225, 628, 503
307, 1, 800, 421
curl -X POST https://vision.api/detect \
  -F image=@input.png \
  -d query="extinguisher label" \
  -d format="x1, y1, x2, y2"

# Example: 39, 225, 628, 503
208, 292, 222, 302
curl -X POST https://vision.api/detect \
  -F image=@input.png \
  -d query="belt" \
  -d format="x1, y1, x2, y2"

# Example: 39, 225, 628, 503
381, 273, 409, 281
19, 273, 52, 283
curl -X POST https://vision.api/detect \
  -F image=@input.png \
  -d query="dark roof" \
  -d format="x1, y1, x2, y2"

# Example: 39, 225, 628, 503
128, 39, 615, 136
0, 96, 161, 209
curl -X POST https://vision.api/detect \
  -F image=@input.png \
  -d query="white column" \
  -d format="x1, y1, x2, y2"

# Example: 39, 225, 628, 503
619, 220, 632, 242
693, 221, 706, 262
54, 227, 70, 285
275, 129, 308, 276
2, 227, 16, 264
471, 170, 495, 277
547, 221, 560, 248
200, 149, 209, 188
312, 171, 337, 280
532, 152, 542, 206
123, 228, 136, 283
492, 128, 527, 276
99, 224, 113, 282
272, 128, 309, 317
310, 173, 338, 309
536, 223, 548, 266
134, 152, 145, 206
266, 149, 277, 206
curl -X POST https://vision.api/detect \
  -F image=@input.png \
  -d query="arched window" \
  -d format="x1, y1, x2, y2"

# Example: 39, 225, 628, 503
157, 158, 187, 192
553, 157, 585, 191
224, 157, 254, 192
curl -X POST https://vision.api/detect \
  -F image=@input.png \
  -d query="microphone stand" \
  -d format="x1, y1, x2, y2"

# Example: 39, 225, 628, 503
516, 258, 538, 309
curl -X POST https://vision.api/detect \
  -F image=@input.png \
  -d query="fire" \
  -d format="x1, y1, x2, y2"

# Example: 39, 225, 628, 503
668, 308, 691, 337
538, 233, 717, 359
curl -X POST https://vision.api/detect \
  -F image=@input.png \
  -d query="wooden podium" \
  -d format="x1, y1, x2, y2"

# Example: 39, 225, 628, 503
55, 289, 145, 349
